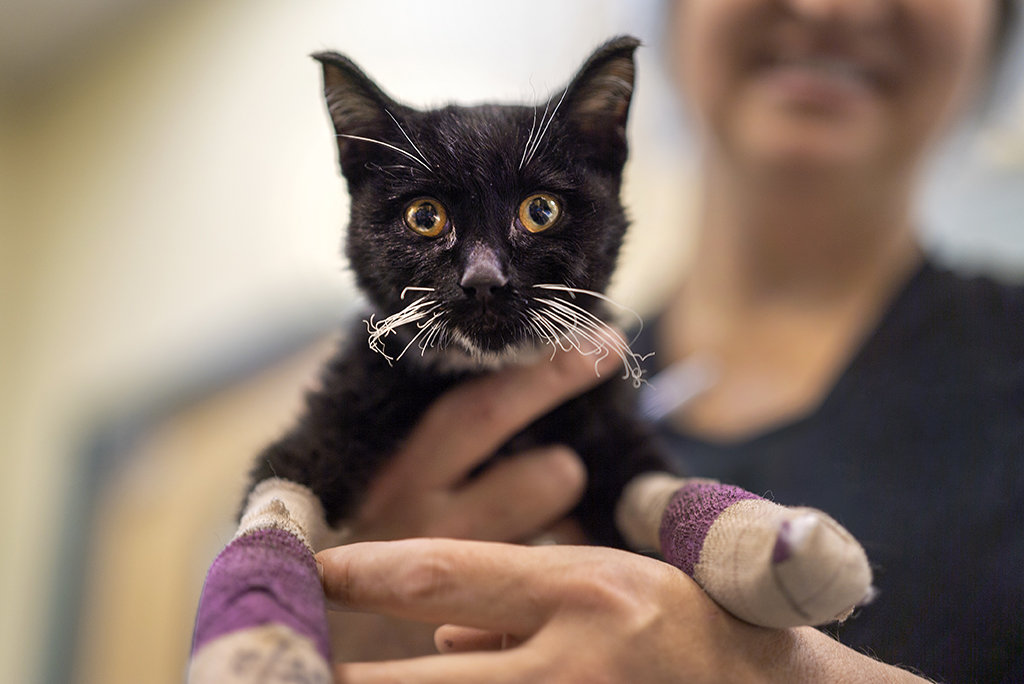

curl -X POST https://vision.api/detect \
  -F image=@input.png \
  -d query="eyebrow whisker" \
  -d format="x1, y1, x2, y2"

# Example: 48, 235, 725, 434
337, 134, 432, 171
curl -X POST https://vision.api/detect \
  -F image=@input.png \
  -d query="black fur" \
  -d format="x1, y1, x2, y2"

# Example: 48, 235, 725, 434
246, 36, 666, 546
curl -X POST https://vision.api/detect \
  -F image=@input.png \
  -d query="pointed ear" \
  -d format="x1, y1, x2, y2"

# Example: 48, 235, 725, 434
312, 52, 407, 181
560, 36, 640, 170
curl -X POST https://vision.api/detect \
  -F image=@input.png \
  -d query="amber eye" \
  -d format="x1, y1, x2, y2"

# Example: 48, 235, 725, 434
404, 198, 448, 237
518, 193, 561, 233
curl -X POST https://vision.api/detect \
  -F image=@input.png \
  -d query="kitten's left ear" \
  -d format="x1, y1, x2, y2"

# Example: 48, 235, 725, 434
560, 36, 640, 171
312, 51, 412, 183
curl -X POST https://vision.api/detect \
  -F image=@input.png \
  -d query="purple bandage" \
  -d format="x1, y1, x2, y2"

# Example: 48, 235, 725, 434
191, 528, 330, 661
659, 482, 761, 577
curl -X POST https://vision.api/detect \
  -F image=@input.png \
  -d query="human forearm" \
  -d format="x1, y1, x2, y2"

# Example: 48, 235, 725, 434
748, 626, 931, 684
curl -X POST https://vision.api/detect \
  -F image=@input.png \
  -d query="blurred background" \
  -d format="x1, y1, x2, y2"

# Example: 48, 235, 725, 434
0, 1, 1022, 682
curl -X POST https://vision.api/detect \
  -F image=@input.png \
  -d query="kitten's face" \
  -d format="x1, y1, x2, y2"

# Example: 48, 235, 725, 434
316, 37, 638, 366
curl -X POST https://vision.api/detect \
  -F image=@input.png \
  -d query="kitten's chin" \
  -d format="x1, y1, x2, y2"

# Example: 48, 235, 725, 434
411, 338, 546, 374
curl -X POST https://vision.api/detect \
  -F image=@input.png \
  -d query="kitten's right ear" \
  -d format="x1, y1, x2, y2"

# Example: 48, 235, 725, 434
560, 36, 640, 172
312, 52, 405, 180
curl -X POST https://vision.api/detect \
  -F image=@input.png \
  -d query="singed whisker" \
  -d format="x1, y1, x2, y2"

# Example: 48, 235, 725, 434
395, 310, 446, 361
420, 318, 447, 353
366, 296, 442, 364
336, 134, 431, 171
526, 288, 651, 387
536, 304, 609, 353
533, 303, 635, 382
529, 310, 576, 354
533, 283, 645, 344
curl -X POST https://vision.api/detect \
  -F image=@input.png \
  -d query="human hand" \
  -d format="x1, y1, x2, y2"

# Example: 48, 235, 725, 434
318, 538, 768, 683
318, 538, 932, 684
347, 348, 620, 544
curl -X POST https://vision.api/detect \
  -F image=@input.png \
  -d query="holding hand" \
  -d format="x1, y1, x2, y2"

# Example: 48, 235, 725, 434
318, 539, 929, 684
347, 348, 620, 544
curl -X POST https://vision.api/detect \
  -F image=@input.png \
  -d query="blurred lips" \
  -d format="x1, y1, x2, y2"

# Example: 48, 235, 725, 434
751, 39, 899, 112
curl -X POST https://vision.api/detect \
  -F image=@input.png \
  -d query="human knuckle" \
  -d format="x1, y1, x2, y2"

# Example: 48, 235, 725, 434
572, 562, 659, 618
393, 551, 455, 602
541, 446, 587, 493
566, 568, 631, 610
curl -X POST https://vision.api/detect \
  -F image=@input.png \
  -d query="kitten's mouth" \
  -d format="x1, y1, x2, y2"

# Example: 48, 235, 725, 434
450, 315, 529, 355
365, 285, 649, 386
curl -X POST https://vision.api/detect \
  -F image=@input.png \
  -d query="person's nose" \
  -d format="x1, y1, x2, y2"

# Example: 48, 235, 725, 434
783, 0, 892, 28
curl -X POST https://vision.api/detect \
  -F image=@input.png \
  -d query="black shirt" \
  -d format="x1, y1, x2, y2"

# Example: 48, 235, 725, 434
638, 261, 1024, 683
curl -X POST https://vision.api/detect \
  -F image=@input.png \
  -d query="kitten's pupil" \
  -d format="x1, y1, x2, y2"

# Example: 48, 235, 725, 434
414, 204, 438, 229
528, 197, 554, 226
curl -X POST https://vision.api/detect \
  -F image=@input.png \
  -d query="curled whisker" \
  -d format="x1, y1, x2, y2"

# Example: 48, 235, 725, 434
527, 292, 651, 388
532, 283, 645, 344
394, 311, 445, 362
528, 310, 576, 357
365, 296, 442, 364
519, 310, 557, 359
419, 318, 449, 354
531, 307, 614, 371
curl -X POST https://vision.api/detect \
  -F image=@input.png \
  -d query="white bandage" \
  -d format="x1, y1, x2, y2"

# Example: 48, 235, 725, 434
237, 478, 351, 552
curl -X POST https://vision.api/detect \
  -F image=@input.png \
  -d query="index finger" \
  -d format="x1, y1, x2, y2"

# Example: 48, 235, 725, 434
317, 539, 588, 635
361, 346, 620, 518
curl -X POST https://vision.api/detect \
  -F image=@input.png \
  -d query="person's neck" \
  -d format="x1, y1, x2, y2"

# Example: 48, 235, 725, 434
659, 157, 924, 439
687, 156, 922, 315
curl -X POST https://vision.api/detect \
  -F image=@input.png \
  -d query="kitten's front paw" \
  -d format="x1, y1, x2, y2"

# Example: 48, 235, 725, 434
630, 477, 875, 628
188, 624, 332, 684
766, 511, 876, 626
694, 501, 874, 628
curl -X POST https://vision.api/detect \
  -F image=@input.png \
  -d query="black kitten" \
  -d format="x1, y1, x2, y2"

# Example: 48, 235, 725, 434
246, 36, 664, 546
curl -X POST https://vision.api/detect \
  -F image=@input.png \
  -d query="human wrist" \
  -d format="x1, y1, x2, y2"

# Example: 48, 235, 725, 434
751, 626, 932, 684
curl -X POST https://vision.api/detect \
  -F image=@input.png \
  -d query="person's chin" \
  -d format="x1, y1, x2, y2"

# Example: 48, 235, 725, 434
731, 119, 884, 179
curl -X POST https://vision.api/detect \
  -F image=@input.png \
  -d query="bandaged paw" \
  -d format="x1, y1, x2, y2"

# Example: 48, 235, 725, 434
239, 478, 351, 552
616, 474, 874, 628
188, 623, 331, 684
696, 500, 873, 627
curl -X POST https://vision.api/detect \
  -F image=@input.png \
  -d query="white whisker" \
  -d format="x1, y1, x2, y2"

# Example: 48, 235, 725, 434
401, 286, 436, 300
365, 296, 442, 364
337, 134, 431, 171
524, 86, 568, 168
521, 97, 550, 169
420, 318, 447, 354
528, 310, 576, 354
395, 310, 445, 362
526, 287, 651, 387
533, 283, 645, 343
520, 103, 539, 170
385, 110, 432, 170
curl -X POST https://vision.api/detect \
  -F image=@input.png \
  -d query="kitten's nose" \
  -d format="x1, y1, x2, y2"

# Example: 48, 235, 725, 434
460, 245, 508, 303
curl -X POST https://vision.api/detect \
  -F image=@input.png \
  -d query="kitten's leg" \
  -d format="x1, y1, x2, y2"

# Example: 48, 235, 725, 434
188, 479, 347, 684
616, 473, 874, 628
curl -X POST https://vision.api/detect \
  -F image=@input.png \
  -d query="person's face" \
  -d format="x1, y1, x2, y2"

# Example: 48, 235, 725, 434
671, 0, 998, 176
